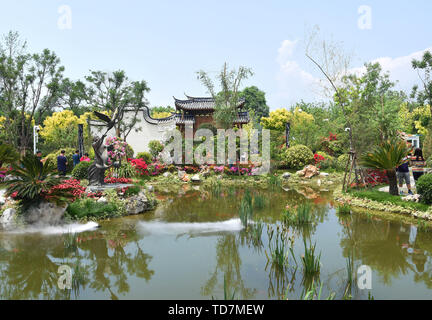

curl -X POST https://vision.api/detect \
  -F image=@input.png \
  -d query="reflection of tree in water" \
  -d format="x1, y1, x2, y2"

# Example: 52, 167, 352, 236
201, 234, 256, 299
0, 227, 155, 300
338, 213, 414, 287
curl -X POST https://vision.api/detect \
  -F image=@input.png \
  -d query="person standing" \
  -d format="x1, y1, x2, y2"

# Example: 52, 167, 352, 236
72, 150, 80, 167
396, 156, 413, 195
57, 150, 68, 176
411, 148, 426, 182
36, 150, 43, 170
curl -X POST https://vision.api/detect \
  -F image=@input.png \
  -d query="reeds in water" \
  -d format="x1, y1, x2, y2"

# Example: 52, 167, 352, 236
282, 203, 313, 225
301, 239, 321, 277
337, 203, 351, 215
239, 190, 253, 228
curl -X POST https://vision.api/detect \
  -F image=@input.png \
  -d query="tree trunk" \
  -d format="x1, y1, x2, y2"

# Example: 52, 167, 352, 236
386, 169, 399, 196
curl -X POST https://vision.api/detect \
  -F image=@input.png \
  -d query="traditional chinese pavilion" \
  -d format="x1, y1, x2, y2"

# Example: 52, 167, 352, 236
172, 94, 250, 133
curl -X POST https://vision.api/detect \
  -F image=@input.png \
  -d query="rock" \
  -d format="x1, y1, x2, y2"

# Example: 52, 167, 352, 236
297, 165, 320, 179
181, 174, 190, 182
24, 202, 67, 225
282, 172, 291, 180
97, 197, 108, 204
125, 191, 154, 215
178, 170, 186, 179
320, 172, 329, 177
0, 189, 5, 206
191, 174, 201, 182
0, 208, 18, 229
402, 194, 420, 203
217, 175, 223, 180
147, 185, 154, 192
163, 172, 171, 178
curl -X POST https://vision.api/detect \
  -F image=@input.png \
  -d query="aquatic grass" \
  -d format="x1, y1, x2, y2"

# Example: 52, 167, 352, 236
253, 194, 266, 210
301, 240, 321, 277
239, 190, 253, 228
210, 180, 222, 198
417, 219, 430, 232
250, 219, 264, 247
268, 174, 281, 189
265, 224, 293, 272
300, 280, 335, 300
337, 203, 351, 215
66, 198, 120, 219
282, 203, 313, 225
63, 232, 79, 254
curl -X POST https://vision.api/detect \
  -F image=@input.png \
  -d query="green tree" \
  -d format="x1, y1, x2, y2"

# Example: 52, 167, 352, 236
411, 51, 432, 107
239, 86, 269, 122
0, 31, 65, 153
197, 62, 253, 129
84, 70, 150, 140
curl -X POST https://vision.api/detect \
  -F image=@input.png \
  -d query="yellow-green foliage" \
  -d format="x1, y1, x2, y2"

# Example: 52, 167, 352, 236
44, 148, 76, 172
337, 154, 350, 171
315, 151, 333, 161
279, 144, 314, 169
261, 107, 315, 131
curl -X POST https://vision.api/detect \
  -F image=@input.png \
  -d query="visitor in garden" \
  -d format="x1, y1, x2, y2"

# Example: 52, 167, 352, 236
57, 150, 68, 176
80, 153, 91, 162
396, 156, 413, 195
72, 150, 80, 167
410, 148, 426, 181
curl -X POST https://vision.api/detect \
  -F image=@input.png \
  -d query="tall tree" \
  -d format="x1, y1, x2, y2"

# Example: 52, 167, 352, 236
239, 86, 269, 122
411, 51, 432, 108
197, 62, 253, 129
0, 31, 65, 153
84, 70, 150, 140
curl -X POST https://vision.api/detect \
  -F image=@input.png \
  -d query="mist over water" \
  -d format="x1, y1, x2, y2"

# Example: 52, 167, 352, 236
1, 221, 99, 235
137, 218, 244, 236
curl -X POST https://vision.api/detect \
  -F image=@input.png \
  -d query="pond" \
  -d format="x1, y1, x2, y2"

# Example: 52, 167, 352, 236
0, 183, 432, 300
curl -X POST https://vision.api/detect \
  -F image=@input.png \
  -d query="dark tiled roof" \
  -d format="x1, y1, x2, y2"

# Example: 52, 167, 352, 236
174, 95, 245, 111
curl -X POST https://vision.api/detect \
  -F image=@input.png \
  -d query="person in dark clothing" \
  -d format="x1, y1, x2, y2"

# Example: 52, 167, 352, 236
396, 156, 413, 195
411, 148, 426, 181
57, 150, 68, 176
72, 150, 80, 167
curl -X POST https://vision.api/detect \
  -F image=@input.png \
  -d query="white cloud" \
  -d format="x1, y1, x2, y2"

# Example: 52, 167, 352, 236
271, 40, 432, 110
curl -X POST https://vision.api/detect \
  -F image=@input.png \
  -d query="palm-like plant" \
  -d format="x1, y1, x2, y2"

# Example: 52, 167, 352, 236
2, 154, 72, 208
361, 138, 411, 195
0, 144, 19, 168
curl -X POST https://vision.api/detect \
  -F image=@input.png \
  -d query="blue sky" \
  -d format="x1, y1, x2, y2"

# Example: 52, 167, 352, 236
1, 0, 431, 110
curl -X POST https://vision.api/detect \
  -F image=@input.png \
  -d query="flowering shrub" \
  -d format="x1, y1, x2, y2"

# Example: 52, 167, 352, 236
104, 177, 132, 184
364, 169, 389, 186
44, 179, 86, 202
320, 133, 343, 157
129, 158, 148, 175
0, 167, 11, 181
105, 136, 128, 165
313, 153, 325, 167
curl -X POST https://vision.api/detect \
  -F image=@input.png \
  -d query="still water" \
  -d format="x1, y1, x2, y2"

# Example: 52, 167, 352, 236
0, 184, 431, 300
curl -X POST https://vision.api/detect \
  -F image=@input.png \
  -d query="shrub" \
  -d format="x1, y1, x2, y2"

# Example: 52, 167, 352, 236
279, 145, 314, 170
123, 185, 141, 197
417, 174, 432, 204
115, 161, 136, 178
66, 198, 120, 219
337, 154, 350, 171
71, 161, 92, 180
136, 151, 152, 164
148, 140, 164, 158
125, 143, 134, 159
44, 148, 76, 172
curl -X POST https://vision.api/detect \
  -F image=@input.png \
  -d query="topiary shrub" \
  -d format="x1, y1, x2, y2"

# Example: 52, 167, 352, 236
279, 145, 314, 170
71, 161, 92, 180
44, 148, 76, 172
337, 154, 350, 171
136, 151, 152, 164
148, 140, 164, 158
416, 174, 432, 204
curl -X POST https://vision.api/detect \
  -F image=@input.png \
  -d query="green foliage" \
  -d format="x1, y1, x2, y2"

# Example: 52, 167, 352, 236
267, 174, 281, 189
282, 203, 313, 225
279, 145, 314, 170
125, 143, 134, 158
197, 122, 217, 135
136, 151, 152, 164
71, 161, 92, 180
348, 189, 429, 211
411, 51, 432, 106
416, 174, 432, 204
250, 219, 264, 247
337, 154, 350, 171
197, 62, 253, 129
109, 161, 136, 178
148, 140, 164, 158
123, 185, 141, 197
239, 86, 269, 121
239, 190, 253, 228
66, 198, 120, 219
336, 203, 351, 215
2, 154, 71, 208
45, 148, 76, 172
0, 144, 19, 167
301, 240, 321, 277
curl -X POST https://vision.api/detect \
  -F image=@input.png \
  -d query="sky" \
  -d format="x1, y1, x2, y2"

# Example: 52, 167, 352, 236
1, 0, 431, 110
